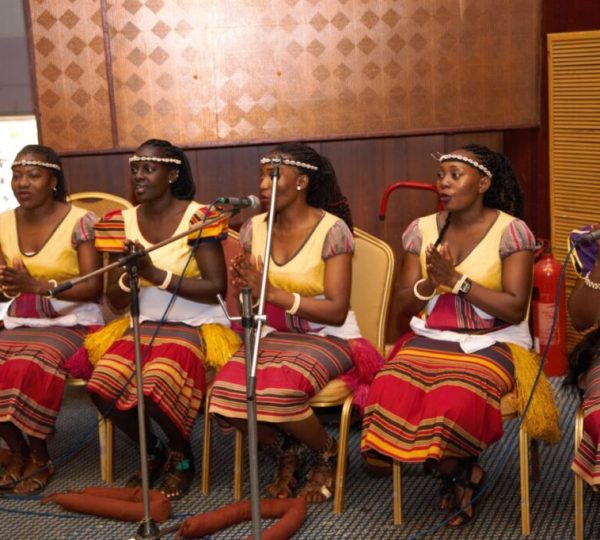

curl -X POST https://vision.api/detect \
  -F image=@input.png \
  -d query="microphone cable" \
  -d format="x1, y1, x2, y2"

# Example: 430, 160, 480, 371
406, 242, 574, 539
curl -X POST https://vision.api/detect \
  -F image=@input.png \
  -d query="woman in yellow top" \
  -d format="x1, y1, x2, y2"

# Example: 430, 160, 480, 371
0, 144, 103, 494
361, 145, 537, 526
210, 142, 381, 503
87, 139, 231, 500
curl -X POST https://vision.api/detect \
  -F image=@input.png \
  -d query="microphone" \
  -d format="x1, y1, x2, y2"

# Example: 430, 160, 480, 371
575, 229, 600, 244
215, 195, 261, 209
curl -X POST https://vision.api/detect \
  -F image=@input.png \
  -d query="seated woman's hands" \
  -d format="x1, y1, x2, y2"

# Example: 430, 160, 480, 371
230, 252, 269, 300
121, 239, 159, 283
0, 257, 49, 296
425, 243, 461, 291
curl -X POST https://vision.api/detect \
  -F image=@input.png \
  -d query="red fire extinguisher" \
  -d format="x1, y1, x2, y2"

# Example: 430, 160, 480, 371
532, 246, 567, 376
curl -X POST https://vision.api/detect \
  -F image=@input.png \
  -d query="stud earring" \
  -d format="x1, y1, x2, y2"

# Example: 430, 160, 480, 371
296, 185, 302, 191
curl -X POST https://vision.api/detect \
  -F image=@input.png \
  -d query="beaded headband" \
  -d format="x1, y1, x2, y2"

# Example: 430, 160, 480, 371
12, 159, 61, 171
436, 153, 493, 179
129, 155, 182, 165
260, 156, 318, 171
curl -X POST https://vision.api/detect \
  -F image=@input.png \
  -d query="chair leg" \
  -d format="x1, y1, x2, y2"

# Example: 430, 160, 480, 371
530, 438, 540, 484
233, 430, 244, 500
201, 388, 213, 495
393, 460, 402, 525
98, 414, 114, 484
574, 408, 585, 540
518, 425, 531, 537
333, 394, 353, 514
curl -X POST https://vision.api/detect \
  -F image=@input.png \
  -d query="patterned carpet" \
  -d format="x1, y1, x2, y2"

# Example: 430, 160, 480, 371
0, 378, 598, 540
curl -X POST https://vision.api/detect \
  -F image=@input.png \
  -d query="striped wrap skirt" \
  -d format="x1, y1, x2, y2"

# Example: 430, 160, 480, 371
573, 360, 600, 487
361, 335, 515, 462
87, 322, 206, 438
209, 332, 353, 423
0, 325, 87, 439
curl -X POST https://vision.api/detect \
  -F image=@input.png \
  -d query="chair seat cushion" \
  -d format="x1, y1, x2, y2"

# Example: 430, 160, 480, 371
309, 378, 352, 406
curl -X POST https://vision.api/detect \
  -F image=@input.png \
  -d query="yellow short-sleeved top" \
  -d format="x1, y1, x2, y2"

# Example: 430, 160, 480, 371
402, 210, 536, 330
0, 205, 96, 282
94, 201, 228, 287
94, 201, 229, 326
244, 211, 354, 297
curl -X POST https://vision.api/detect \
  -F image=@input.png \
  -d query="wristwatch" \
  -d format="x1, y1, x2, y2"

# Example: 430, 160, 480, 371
457, 276, 472, 297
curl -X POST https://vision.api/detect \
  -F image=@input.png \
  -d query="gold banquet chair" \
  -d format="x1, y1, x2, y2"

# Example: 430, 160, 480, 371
66, 191, 133, 484
574, 406, 585, 540
391, 377, 541, 537
202, 227, 395, 514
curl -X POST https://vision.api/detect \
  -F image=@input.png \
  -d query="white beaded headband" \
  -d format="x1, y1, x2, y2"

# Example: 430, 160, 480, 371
435, 153, 493, 179
12, 159, 61, 171
260, 156, 318, 171
129, 155, 182, 165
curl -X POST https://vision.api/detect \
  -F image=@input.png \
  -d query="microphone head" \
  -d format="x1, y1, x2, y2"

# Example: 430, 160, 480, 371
246, 194, 261, 209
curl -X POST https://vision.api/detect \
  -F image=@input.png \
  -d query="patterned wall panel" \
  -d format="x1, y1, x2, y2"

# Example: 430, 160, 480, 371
26, 1, 113, 150
28, 0, 541, 151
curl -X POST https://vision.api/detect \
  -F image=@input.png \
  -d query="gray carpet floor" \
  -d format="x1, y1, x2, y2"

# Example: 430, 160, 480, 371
0, 378, 598, 540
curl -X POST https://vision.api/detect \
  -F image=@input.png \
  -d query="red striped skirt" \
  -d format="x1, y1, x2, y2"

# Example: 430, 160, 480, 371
361, 335, 514, 462
87, 322, 206, 438
0, 325, 86, 439
209, 332, 353, 423
573, 362, 600, 486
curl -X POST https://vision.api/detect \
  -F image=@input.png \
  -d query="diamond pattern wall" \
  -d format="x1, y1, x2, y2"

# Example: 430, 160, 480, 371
27, 0, 541, 151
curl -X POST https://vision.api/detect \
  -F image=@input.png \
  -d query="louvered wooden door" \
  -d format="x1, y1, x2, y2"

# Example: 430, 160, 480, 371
548, 30, 600, 349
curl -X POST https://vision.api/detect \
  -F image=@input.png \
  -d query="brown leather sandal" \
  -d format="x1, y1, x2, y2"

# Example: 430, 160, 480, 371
0, 452, 25, 490
159, 451, 194, 500
126, 440, 167, 488
266, 450, 301, 499
298, 436, 338, 504
12, 456, 54, 495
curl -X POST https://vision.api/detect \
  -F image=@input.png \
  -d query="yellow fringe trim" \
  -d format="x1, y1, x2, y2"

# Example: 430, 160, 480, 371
509, 343, 561, 444
200, 323, 242, 370
85, 317, 130, 366
83, 318, 241, 371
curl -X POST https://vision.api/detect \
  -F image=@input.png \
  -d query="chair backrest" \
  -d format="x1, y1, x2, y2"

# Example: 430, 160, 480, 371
225, 227, 395, 352
67, 191, 133, 216
351, 227, 395, 351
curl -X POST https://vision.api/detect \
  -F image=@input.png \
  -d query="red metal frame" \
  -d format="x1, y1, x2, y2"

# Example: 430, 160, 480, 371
379, 181, 443, 220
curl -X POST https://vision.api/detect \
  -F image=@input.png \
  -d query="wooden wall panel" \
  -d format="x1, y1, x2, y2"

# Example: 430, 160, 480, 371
27, 1, 541, 152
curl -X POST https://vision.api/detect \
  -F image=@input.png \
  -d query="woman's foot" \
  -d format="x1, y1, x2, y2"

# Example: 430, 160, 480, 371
159, 450, 194, 500
447, 463, 486, 527
298, 436, 337, 504
0, 451, 25, 489
126, 439, 167, 488
266, 450, 301, 498
12, 455, 54, 495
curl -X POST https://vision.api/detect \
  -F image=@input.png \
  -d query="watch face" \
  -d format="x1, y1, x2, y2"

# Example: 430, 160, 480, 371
459, 278, 472, 296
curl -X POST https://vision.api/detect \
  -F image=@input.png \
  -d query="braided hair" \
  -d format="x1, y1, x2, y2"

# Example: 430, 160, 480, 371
269, 142, 353, 230
15, 144, 67, 202
435, 144, 524, 246
136, 139, 195, 200
565, 326, 600, 396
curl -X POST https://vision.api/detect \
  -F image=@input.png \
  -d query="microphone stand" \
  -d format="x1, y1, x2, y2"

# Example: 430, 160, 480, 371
217, 159, 281, 540
50, 209, 236, 540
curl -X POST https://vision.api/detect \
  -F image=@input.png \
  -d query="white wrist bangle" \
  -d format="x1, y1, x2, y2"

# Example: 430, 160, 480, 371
46, 279, 58, 297
158, 270, 173, 290
286, 292, 302, 315
584, 271, 600, 290
413, 278, 436, 301
452, 274, 468, 295
238, 292, 259, 309
1, 287, 20, 299
118, 272, 131, 293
